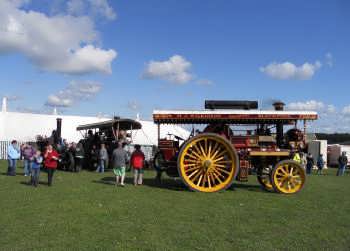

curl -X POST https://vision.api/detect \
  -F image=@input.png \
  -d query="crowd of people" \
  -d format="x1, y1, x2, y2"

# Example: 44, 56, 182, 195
5, 138, 348, 188
6, 139, 146, 188
292, 151, 348, 176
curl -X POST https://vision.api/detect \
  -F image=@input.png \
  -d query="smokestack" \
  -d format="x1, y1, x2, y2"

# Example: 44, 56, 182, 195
273, 101, 285, 111
56, 118, 62, 143
1, 97, 7, 112
273, 101, 285, 147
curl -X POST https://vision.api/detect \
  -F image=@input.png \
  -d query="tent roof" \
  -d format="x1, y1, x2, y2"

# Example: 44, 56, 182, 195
76, 118, 141, 131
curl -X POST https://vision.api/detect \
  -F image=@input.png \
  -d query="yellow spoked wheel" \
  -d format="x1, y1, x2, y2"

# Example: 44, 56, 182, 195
257, 166, 274, 191
178, 133, 239, 192
271, 160, 306, 194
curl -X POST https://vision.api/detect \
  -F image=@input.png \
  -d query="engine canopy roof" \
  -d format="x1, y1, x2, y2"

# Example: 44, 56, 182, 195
153, 109, 318, 124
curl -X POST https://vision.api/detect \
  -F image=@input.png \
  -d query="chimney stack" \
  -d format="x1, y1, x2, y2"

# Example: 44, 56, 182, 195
273, 101, 285, 111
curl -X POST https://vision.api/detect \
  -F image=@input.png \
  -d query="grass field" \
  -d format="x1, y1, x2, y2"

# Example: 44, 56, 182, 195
0, 160, 349, 251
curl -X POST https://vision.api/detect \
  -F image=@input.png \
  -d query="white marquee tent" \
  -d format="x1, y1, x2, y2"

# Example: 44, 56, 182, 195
0, 98, 189, 159
0, 111, 189, 144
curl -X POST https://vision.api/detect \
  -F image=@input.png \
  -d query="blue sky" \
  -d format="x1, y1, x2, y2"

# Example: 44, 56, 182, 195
0, 0, 349, 132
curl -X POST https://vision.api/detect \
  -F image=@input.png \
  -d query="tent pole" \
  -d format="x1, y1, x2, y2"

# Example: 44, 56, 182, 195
130, 124, 133, 142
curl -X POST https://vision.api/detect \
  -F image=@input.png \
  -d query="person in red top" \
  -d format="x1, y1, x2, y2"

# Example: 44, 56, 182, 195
130, 145, 145, 186
44, 144, 59, 186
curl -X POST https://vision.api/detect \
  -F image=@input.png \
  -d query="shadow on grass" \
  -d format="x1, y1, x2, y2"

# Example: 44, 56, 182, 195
1, 172, 27, 176
93, 176, 189, 191
20, 181, 49, 186
229, 182, 268, 193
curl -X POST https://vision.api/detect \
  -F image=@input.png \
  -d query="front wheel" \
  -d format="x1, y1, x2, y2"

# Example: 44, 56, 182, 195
271, 160, 306, 194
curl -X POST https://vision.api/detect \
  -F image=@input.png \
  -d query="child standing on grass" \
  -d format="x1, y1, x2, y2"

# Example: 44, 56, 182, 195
130, 145, 145, 186
96, 143, 108, 173
31, 150, 43, 187
112, 142, 129, 186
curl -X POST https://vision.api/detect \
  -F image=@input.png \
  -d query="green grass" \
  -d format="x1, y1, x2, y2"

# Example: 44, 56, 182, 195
0, 161, 349, 251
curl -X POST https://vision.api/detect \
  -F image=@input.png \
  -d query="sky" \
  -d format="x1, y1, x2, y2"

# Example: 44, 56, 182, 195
0, 0, 349, 132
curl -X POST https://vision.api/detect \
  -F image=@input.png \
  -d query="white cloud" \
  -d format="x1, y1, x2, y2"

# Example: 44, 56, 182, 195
342, 105, 350, 115
67, 0, 117, 20
89, 0, 116, 20
67, 0, 85, 16
260, 61, 322, 80
325, 52, 333, 67
142, 55, 193, 84
286, 100, 350, 133
46, 95, 74, 108
45, 80, 102, 107
287, 100, 325, 111
0, 0, 117, 75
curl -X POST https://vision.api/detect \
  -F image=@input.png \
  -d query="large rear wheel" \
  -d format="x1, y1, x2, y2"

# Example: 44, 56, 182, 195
271, 160, 306, 194
178, 133, 239, 192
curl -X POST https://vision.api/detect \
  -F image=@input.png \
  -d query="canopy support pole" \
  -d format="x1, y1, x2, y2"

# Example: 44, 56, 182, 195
157, 123, 160, 143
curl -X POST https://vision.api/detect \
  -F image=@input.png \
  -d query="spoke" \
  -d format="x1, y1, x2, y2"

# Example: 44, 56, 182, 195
191, 169, 203, 182
212, 168, 225, 178
188, 148, 203, 160
185, 153, 200, 161
213, 156, 225, 163
210, 142, 220, 159
183, 163, 199, 167
279, 180, 287, 188
212, 171, 223, 183
277, 177, 287, 186
207, 173, 211, 188
185, 166, 201, 173
204, 139, 208, 157
276, 171, 286, 177
215, 160, 233, 165
290, 167, 294, 175
198, 142, 207, 158
184, 158, 201, 164
292, 168, 299, 175
207, 140, 213, 158
213, 150, 228, 161
197, 174, 204, 186
214, 163, 228, 168
209, 172, 216, 185
193, 144, 204, 159
279, 167, 289, 175
211, 145, 225, 160
188, 169, 200, 178
290, 180, 296, 188
215, 166, 232, 176
202, 173, 207, 187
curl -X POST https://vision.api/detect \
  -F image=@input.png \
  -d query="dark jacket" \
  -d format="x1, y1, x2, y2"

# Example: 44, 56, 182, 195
338, 155, 348, 166
306, 155, 314, 166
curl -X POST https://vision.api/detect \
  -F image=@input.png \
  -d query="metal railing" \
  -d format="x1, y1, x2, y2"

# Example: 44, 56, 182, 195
0, 141, 28, 160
